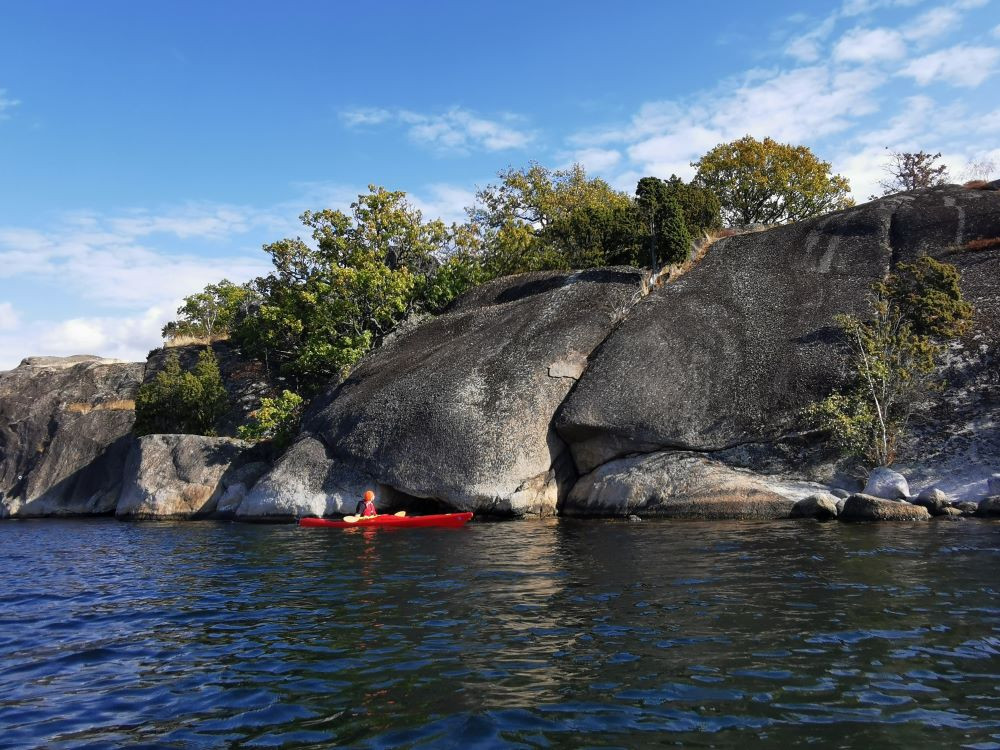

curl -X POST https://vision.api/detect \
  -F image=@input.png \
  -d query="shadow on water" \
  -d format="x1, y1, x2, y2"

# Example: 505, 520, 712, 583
1, 518, 999, 748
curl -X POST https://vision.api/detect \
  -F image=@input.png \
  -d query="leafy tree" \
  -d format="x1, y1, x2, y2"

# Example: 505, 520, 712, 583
238, 390, 304, 452
162, 280, 257, 341
875, 150, 949, 197
134, 348, 229, 436
662, 175, 722, 237
808, 257, 972, 466
232, 186, 456, 393
635, 178, 691, 267
470, 163, 641, 273
692, 136, 853, 227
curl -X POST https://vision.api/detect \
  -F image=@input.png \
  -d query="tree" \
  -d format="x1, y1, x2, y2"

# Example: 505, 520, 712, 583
875, 150, 949, 197
635, 178, 692, 267
470, 163, 641, 273
662, 175, 722, 237
808, 257, 972, 466
134, 348, 229, 436
692, 136, 853, 227
162, 280, 257, 342
232, 186, 457, 393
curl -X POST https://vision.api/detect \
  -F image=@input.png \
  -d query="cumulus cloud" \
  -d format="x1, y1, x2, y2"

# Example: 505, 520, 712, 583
834, 27, 908, 62
564, 148, 623, 173
901, 44, 1000, 86
341, 106, 535, 154
903, 7, 962, 41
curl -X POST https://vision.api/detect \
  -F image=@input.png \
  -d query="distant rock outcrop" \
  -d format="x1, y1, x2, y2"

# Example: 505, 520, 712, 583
0, 356, 143, 517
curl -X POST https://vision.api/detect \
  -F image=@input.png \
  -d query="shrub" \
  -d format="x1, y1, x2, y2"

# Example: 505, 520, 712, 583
134, 348, 229, 436
964, 237, 1000, 251
808, 257, 973, 466
238, 390, 304, 452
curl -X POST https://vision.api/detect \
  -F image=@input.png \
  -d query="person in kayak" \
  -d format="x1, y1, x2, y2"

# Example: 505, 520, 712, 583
355, 490, 378, 517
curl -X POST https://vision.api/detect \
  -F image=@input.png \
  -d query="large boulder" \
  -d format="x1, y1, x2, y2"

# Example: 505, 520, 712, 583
555, 186, 1000, 497
840, 493, 931, 522
116, 434, 267, 519
0, 356, 143, 517
863, 468, 910, 500
273, 269, 648, 517
563, 451, 824, 519
790, 493, 840, 520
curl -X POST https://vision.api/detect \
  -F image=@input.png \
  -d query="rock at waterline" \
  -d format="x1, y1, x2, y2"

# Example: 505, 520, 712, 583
563, 451, 819, 519
912, 487, 950, 515
977, 496, 1000, 517
988, 474, 1000, 496
116, 434, 267, 519
863, 468, 910, 501
790, 493, 840, 520
840, 493, 931, 522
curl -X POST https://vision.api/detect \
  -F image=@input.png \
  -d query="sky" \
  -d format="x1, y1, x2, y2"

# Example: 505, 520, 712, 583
1, 0, 998, 369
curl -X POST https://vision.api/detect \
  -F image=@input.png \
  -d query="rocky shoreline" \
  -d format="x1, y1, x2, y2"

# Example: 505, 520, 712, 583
2, 185, 999, 523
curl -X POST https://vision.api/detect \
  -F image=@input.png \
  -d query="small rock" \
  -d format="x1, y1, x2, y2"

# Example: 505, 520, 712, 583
977, 496, 1000, 517
830, 488, 851, 500
836, 498, 847, 516
626, 514, 642, 522
936, 506, 963, 518
955, 501, 979, 515
988, 474, 1000, 496
863, 468, 910, 500
840, 493, 930, 522
790, 493, 839, 521
912, 487, 949, 516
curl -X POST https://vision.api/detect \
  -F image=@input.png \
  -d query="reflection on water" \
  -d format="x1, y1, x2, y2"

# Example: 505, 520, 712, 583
1, 519, 999, 748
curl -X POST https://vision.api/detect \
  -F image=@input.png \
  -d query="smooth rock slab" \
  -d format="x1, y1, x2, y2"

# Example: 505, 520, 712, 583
564, 451, 815, 520
840, 493, 930, 522
116, 434, 265, 518
989, 474, 1000, 496
864, 468, 910, 500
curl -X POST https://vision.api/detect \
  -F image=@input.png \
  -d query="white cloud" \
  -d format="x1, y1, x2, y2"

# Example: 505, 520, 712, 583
903, 7, 962, 41
901, 44, 1000, 86
0, 89, 18, 119
993, 23, 1000, 38
0, 302, 18, 331
408, 183, 477, 225
834, 27, 908, 62
564, 148, 622, 173
341, 106, 535, 154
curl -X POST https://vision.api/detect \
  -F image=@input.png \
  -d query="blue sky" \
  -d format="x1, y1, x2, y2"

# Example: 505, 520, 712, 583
1, 0, 998, 368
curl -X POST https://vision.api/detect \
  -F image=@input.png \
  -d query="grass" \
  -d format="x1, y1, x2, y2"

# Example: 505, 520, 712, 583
964, 237, 1000, 251
65, 400, 136, 414
164, 334, 230, 347
963, 180, 995, 190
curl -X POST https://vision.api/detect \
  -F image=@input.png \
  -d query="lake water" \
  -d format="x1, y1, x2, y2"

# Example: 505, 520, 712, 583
1, 518, 999, 749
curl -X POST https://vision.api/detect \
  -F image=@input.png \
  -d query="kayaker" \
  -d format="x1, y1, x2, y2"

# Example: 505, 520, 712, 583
355, 490, 378, 517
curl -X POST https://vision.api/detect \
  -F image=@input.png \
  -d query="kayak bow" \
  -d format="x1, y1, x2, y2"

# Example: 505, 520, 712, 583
299, 512, 473, 529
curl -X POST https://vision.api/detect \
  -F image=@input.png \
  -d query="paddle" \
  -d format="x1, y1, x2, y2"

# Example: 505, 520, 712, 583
342, 510, 407, 523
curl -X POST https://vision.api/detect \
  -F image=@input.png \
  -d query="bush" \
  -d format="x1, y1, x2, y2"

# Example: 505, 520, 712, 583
237, 390, 304, 452
808, 257, 972, 466
134, 348, 229, 436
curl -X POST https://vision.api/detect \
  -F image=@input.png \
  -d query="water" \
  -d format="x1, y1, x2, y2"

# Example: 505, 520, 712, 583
1, 519, 999, 749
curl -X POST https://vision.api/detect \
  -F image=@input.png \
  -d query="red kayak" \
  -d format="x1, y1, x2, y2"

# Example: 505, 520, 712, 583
299, 512, 474, 529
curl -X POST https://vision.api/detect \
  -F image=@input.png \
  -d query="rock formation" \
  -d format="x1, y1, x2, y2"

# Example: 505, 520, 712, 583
0, 356, 143, 517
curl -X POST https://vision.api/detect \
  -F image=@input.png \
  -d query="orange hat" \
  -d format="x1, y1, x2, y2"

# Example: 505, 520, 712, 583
364, 490, 375, 501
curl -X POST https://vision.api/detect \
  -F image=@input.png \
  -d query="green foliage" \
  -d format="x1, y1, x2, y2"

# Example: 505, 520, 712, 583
134, 348, 229, 436
808, 258, 973, 466
237, 390, 304, 452
232, 186, 457, 393
662, 175, 722, 237
635, 177, 693, 266
692, 136, 854, 227
162, 280, 255, 341
470, 163, 641, 273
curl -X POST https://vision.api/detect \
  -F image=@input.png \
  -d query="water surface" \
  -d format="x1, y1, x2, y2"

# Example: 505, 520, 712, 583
1, 518, 999, 748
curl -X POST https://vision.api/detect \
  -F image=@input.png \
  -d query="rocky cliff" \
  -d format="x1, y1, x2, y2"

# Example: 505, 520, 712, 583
0, 356, 143, 517
2, 184, 998, 521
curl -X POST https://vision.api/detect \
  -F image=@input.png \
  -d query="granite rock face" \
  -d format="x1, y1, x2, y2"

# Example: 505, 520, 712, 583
0, 356, 143, 517
276, 269, 648, 517
563, 451, 823, 519
116, 434, 267, 518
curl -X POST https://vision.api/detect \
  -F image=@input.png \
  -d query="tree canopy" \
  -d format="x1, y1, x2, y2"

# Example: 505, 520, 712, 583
875, 150, 949, 197
692, 136, 853, 227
